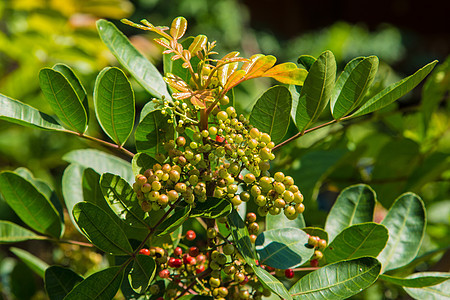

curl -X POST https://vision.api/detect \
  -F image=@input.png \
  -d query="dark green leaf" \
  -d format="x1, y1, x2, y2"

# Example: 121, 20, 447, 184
132, 152, 158, 176
100, 173, 148, 228
10, 247, 48, 278
0, 93, 66, 131
63, 149, 134, 183
156, 206, 191, 237
297, 55, 316, 71
351, 60, 438, 117
0, 221, 45, 243
380, 272, 450, 288
325, 184, 376, 242
94, 67, 135, 146
293, 50, 336, 132
249, 85, 292, 143
289, 257, 381, 299
45, 266, 83, 300
64, 266, 124, 300
331, 56, 379, 119
253, 266, 293, 300
128, 255, 156, 293
190, 197, 232, 219
378, 193, 426, 272
39, 68, 87, 133
227, 209, 256, 264
255, 228, 314, 269
96, 20, 171, 100
323, 222, 388, 264
404, 272, 450, 299
73, 202, 133, 255
0, 171, 62, 238
135, 109, 175, 157
266, 212, 305, 230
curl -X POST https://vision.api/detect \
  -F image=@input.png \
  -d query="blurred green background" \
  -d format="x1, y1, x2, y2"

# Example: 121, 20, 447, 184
0, 0, 448, 299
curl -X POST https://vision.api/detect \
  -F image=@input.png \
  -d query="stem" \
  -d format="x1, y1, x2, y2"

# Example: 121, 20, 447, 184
176, 268, 212, 299
49, 238, 94, 248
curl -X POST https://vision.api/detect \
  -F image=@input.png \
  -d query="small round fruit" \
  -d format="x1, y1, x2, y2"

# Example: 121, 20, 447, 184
295, 203, 305, 214
186, 230, 196, 241
207, 227, 217, 239
310, 259, 319, 267
223, 244, 235, 255
313, 250, 323, 260
209, 277, 221, 288
158, 269, 170, 278
217, 111, 228, 121
318, 239, 327, 250
188, 247, 199, 257
139, 248, 150, 256
293, 191, 304, 203
274, 172, 285, 182
246, 212, 257, 223
285, 268, 294, 279
174, 247, 183, 257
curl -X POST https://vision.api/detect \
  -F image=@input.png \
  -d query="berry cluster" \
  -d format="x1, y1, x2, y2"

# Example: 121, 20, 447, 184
307, 234, 327, 267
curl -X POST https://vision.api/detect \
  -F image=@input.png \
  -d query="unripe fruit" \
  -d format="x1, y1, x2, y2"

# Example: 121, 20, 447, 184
313, 250, 323, 260
249, 127, 261, 139
251, 185, 261, 197
227, 184, 238, 194
169, 170, 180, 182
239, 290, 250, 299
260, 133, 271, 143
207, 227, 217, 239
308, 235, 320, 247
141, 183, 152, 193
175, 182, 187, 193
223, 244, 235, 255
318, 239, 327, 250
234, 272, 245, 282
284, 205, 296, 218
148, 191, 159, 201
283, 190, 294, 202
224, 265, 236, 275
274, 182, 286, 194
274, 198, 286, 209
216, 253, 227, 265
244, 173, 256, 184
293, 191, 304, 203
209, 277, 221, 288
295, 203, 305, 214
226, 106, 236, 117
151, 180, 162, 191
231, 195, 242, 206
248, 222, 259, 234
246, 212, 257, 223
217, 111, 228, 121
285, 268, 294, 279
269, 206, 281, 215
157, 194, 169, 206
186, 230, 196, 241
149, 284, 160, 295
274, 172, 285, 182
167, 190, 179, 202
209, 126, 218, 136
240, 191, 251, 202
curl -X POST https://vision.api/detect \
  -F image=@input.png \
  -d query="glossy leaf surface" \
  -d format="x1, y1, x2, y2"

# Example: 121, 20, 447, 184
262, 62, 308, 85
266, 211, 305, 231
45, 266, 83, 300
331, 56, 379, 119
39, 68, 87, 133
94, 67, 135, 146
128, 255, 156, 293
294, 50, 336, 132
255, 228, 314, 269
323, 222, 388, 264
249, 85, 292, 143
380, 272, 450, 288
289, 257, 381, 299
0, 171, 62, 238
73, 202, 133, 255
404, 272, 450, 299
97, 20, 171, 100
64, 266, 123, 300
351, 60, 438, 117
170, 16, 187, 40
297, 55, 316, 71
378, 193, 426, 272
325, 184, 376, 242
253, 266, 293, 300
62, 164, 85, 233
0, 221, 44, 243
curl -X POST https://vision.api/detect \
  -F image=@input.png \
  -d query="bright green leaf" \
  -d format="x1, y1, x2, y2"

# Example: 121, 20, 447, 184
64, 266, 124, 300
266, 211, 305, 231
249, 85, 292, 144
73, 202, 133, 255
128, 255, 156, 293
325, 184, 376, 242
404, 272, 450, 299
380, 272, 450, 288
0, 221, 45, 243
45, 266, 83, 300
378, 193, 426, 272
10, 247, 48, 278
255, 228, 314, 269
253, 266, 293, 300
94, 67, 135, 146
227, 209, 256, 264
39, 68, 87, 133
62, 164, 85, 234
289, 257, 381, 299
294, 50, 336, 132
262, 62, 308, 85
331, 56, 379, 119
0, 171, 62, 238
190, 197, 232, 219
96, 20, 171, 100
170, 16, 188, 40
351, 60, 438, 117
132, 152, 158, 177
323, 222, 388, 264
0, 93, 66, 131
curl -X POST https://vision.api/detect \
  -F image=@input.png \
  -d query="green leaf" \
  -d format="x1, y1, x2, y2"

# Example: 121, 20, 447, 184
135, 109, 175, 158
266, 211, 305, 230
378, 193, 426, 272
62, 164, 86, 233
0, 171, 62, 238
227, 209, 256, 264
331, 56, 379, 119
249, 85, 292, 144
128, 255, 156, 293
289, 257, 381, 299
404, 272, 450, 299
63, 149, 134, 183
45, 266, 83, 300
96, 19, 171, 100
323, 222, 388, 264
100, 173, 148, 228
0, 221, 45, 243
351, 60, 438, 117
297, 55, 316, 71
52, 63, 88, 123
253, 266, 293, 300
64, 266, 124, 300
255, 227, 314, 269
94, 67, 135, 146
325, 184, 376, 242
178, 296, 213, 300
132, 152, 158, 176
10, 247, 48, 278
190, 197, 232, 219
380, 272, 450, 288
155, 206, 191, 237
0, 93, 66, 131
73, 202, 133, 255
170, 17, 188, 40
294, 50, 336, 132
39, 68, 87, 133
302, 227, 329, 242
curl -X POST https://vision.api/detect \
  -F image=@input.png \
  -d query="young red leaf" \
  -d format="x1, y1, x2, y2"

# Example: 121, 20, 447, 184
188, 35, 208, 54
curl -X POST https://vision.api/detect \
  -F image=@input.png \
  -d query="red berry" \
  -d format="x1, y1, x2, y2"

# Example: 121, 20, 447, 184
215, 135, 225, 143
168, 257, 183, 268
158, 269, 170, 278
186, 230, 196, 241
310, 259, 319, 267
285, 268, 294, 279
196, 264, 205, 274
138, 248, 150, 256
189, 246, 200, 257
265, 266, 275, 272
240, 275, 249, 285
174, 247, 183, 257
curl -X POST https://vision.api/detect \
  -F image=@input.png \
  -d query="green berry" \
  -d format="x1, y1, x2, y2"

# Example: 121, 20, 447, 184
274, 172, 285, 182
244, 173, 256, 184
223, 244, 235, 255
217, 111, 228, 121
295, 203, 305, 214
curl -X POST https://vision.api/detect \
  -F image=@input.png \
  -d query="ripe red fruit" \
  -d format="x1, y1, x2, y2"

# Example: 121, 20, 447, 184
189, 246, 200, 257
174, 247, 183, 257
285, 268, 294, 278
310, 259, 319, 267
186, 230, 196, 241
158, 269, 170, 278
215, 135, 225, 143
138, 248, 150, 256
168, 257, 182, 268
196, 264, 205, 274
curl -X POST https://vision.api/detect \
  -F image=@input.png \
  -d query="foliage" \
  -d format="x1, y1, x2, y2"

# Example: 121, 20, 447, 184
0, 13, 449, 300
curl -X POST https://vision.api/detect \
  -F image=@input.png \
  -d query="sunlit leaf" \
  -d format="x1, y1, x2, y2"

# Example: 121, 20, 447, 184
223, 70, 246, 92
380, 272, 450, 288
45, 266, 83, 300
155, 206, 191, 237
188, 34, 207, 54
190, 197, 232, 219
128, 255, 156, 293
227, 209, 256, 264
132, 152, 159, 176
0, 221, 44, 243
253, 266, 292, 300
243, 55, 277, 79
404, 272, 450, 299
266, 212, 305, 231
263, 62, 308, 85
170, 16, 188, 40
